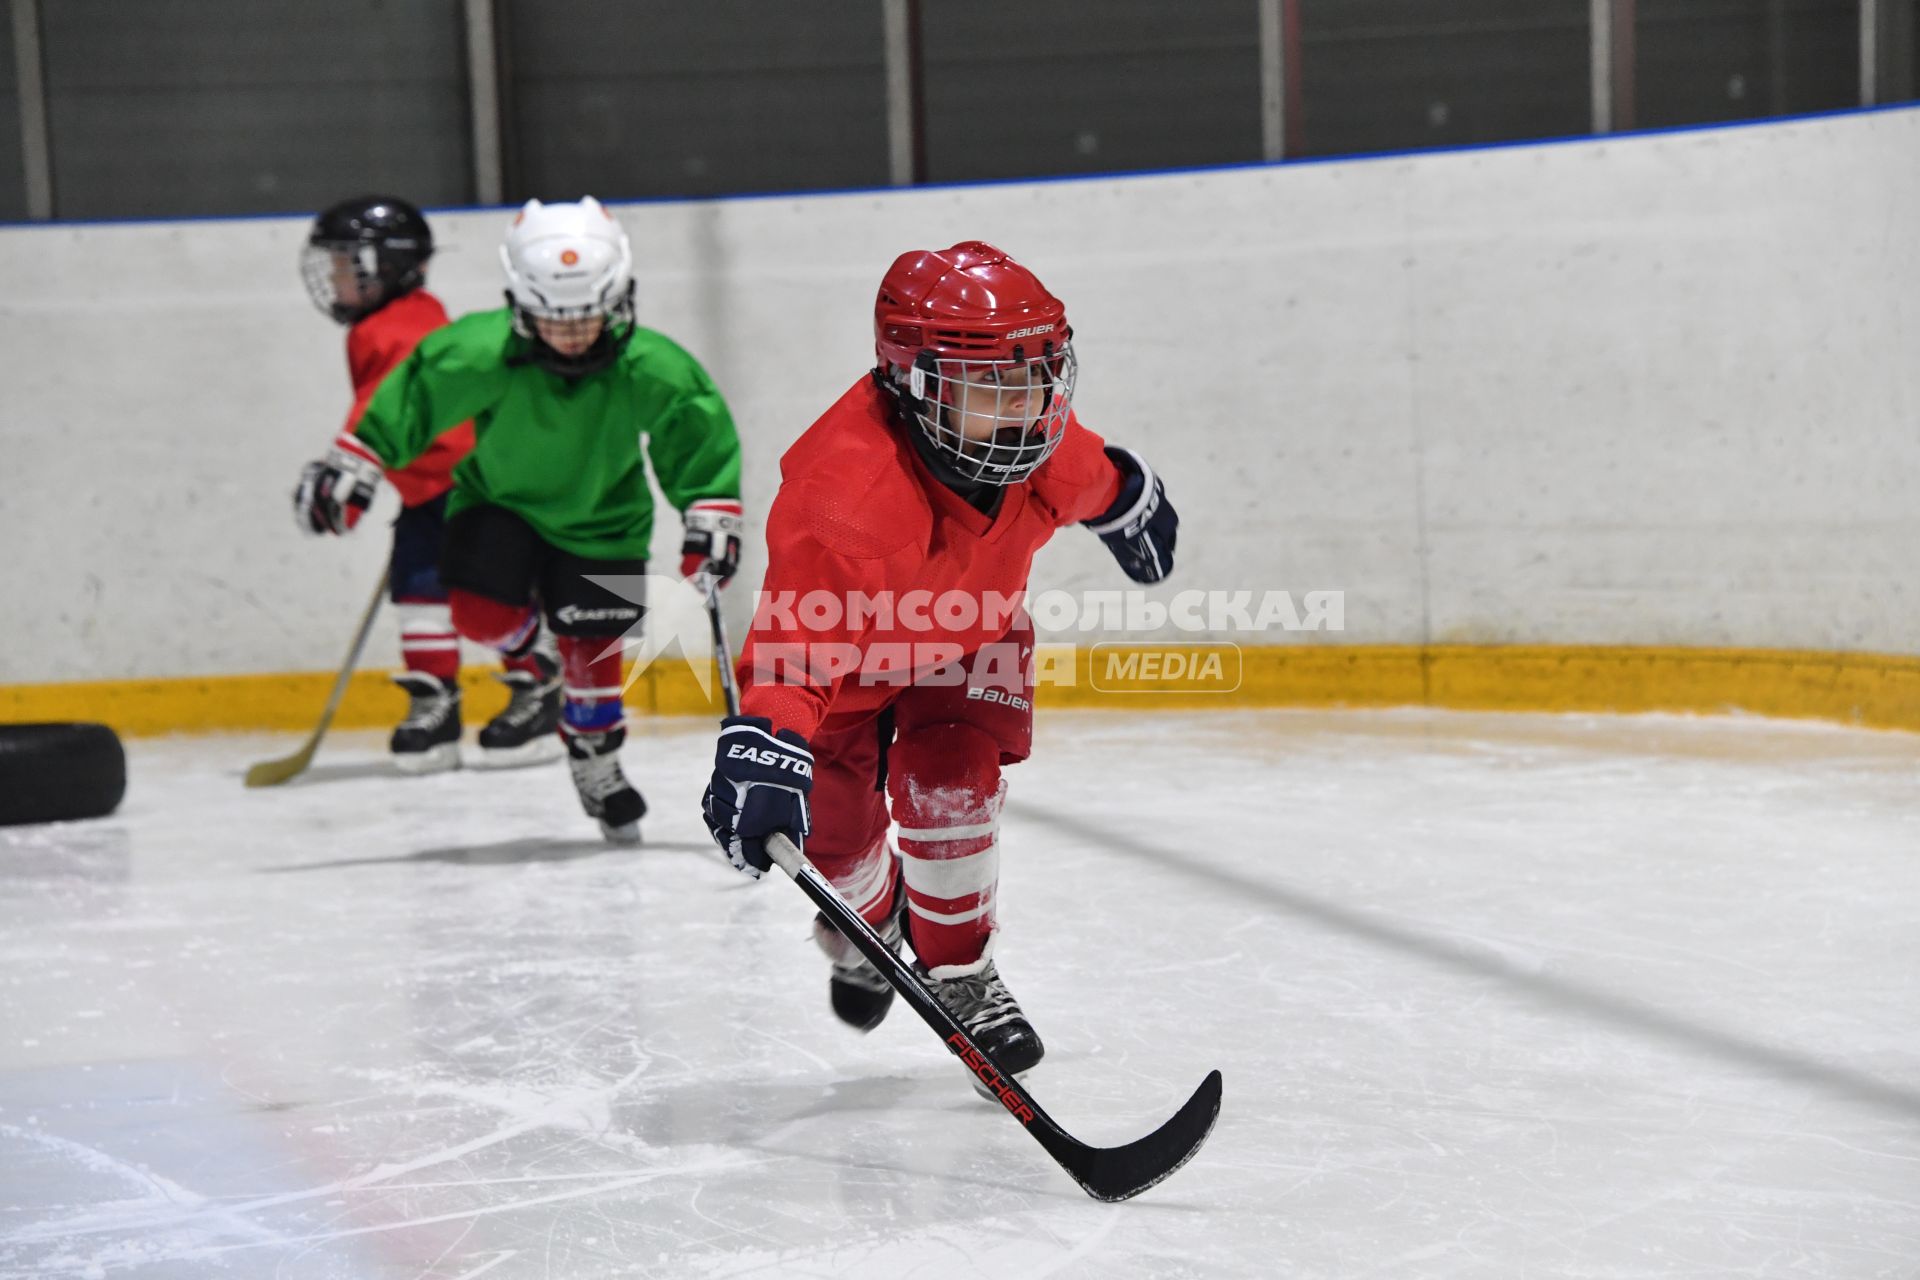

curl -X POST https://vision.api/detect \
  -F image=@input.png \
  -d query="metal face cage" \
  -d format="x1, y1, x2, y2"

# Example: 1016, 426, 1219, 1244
300, 242, 385, 323
908, 341, 1077, 486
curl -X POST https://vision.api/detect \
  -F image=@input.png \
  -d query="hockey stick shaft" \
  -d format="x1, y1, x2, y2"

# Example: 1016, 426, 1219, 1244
697, 568, 741, 718
700, 579, 1221, 1200
244, 567, 391, 788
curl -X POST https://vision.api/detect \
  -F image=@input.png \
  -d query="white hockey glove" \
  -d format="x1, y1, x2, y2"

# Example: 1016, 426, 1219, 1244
294, 435, 385, 536
680, 497, 745, 585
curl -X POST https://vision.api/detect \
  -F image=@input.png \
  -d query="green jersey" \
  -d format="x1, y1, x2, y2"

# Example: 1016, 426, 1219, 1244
353, 308, 742, 560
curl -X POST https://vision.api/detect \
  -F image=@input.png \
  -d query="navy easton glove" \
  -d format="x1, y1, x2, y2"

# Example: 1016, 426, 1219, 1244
702, 715, 813, 878
1084, 446, 1177, 583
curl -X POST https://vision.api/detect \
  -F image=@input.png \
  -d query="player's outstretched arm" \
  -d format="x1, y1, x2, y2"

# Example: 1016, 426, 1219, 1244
1084, 445, 1178, 583
351, 317, 507, 477
648, 388, 742, 511
293, 294, 465, 538
643, 346, 746, 578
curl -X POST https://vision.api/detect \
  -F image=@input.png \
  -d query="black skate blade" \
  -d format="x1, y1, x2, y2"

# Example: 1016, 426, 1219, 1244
1041, 1069, 1223, 1203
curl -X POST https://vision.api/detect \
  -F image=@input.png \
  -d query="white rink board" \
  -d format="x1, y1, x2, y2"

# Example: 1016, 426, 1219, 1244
3, 109, 1918, 684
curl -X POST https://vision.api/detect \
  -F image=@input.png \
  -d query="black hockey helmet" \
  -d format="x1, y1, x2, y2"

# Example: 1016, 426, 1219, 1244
301, 195, 434, 324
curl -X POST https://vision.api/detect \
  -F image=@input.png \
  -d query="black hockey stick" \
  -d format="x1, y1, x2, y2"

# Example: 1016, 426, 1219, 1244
699, 575, 1222, 1201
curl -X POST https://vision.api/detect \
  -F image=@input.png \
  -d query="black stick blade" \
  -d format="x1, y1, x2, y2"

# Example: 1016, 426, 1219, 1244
764, 831, 1224, 1203
1044, 1069, 1224, 1202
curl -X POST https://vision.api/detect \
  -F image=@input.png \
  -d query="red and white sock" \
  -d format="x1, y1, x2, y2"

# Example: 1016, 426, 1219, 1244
557, 635, 624, 733
894, 772, 1004, 973
396, 601, 459, 682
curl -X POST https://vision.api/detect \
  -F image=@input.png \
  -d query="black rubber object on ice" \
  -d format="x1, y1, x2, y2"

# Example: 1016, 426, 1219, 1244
0, 722, 127, 826
699, 573, 1223, 1201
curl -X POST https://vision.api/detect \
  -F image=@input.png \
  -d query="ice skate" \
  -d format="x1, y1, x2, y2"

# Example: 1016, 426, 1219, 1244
918, 953, 1044, 1086
812, 874, 909, 1032
477, 650, 562, 767
389, 672, 461, 774
562, 723, 645, 844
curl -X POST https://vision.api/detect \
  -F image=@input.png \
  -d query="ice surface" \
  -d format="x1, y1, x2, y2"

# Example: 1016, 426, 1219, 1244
2, 709, 1918, 1278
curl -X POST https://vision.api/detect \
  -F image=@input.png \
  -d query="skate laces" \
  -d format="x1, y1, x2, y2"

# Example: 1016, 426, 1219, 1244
931, 962, 1024, 1036
567, 741, 629, 804
495, 676, 557, 728
493, 658, 559, 728
398, 684, 457, 732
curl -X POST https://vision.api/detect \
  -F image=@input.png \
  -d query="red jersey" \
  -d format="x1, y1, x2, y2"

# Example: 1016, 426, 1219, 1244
740, 377, 1123, 740
342, 289, 475, 508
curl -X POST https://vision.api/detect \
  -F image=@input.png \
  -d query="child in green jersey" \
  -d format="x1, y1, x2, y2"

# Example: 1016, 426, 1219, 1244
305, 197, 745, 843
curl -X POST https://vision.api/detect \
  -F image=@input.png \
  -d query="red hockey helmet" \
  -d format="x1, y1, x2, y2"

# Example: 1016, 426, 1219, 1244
874, 241, 1076, 486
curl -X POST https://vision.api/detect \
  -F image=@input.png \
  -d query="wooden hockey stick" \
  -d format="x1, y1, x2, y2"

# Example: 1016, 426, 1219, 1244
700, 575, 1222, 1200
244, 568, 391, 788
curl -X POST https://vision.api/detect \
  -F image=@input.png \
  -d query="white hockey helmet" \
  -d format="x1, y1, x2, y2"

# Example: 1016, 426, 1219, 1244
500, 196, 632, 318
499, 195, 633, 376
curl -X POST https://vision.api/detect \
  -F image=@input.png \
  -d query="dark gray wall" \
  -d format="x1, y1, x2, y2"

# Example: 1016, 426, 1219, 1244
1911, 0, 1920, 100
1298, 0, 1591, 158
1639, 0, 1859, 127
505, 0, 889, 200
0, 11, 23, 221
5, 0, 1902, 220
919, 0, 1262, 183
41, 0, 471, 219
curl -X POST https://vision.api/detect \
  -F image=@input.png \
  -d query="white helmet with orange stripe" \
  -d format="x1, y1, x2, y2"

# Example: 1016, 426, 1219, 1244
499, 196, 635, 376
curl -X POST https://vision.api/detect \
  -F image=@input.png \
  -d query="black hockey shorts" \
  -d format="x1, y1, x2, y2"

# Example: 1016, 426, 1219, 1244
439, 503, 647, 638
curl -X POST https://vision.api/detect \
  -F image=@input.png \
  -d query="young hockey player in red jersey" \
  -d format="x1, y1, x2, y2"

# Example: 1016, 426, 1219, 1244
292, 195, 562, 774
702, 242, 1178, 1075
309, 197, 745, 844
